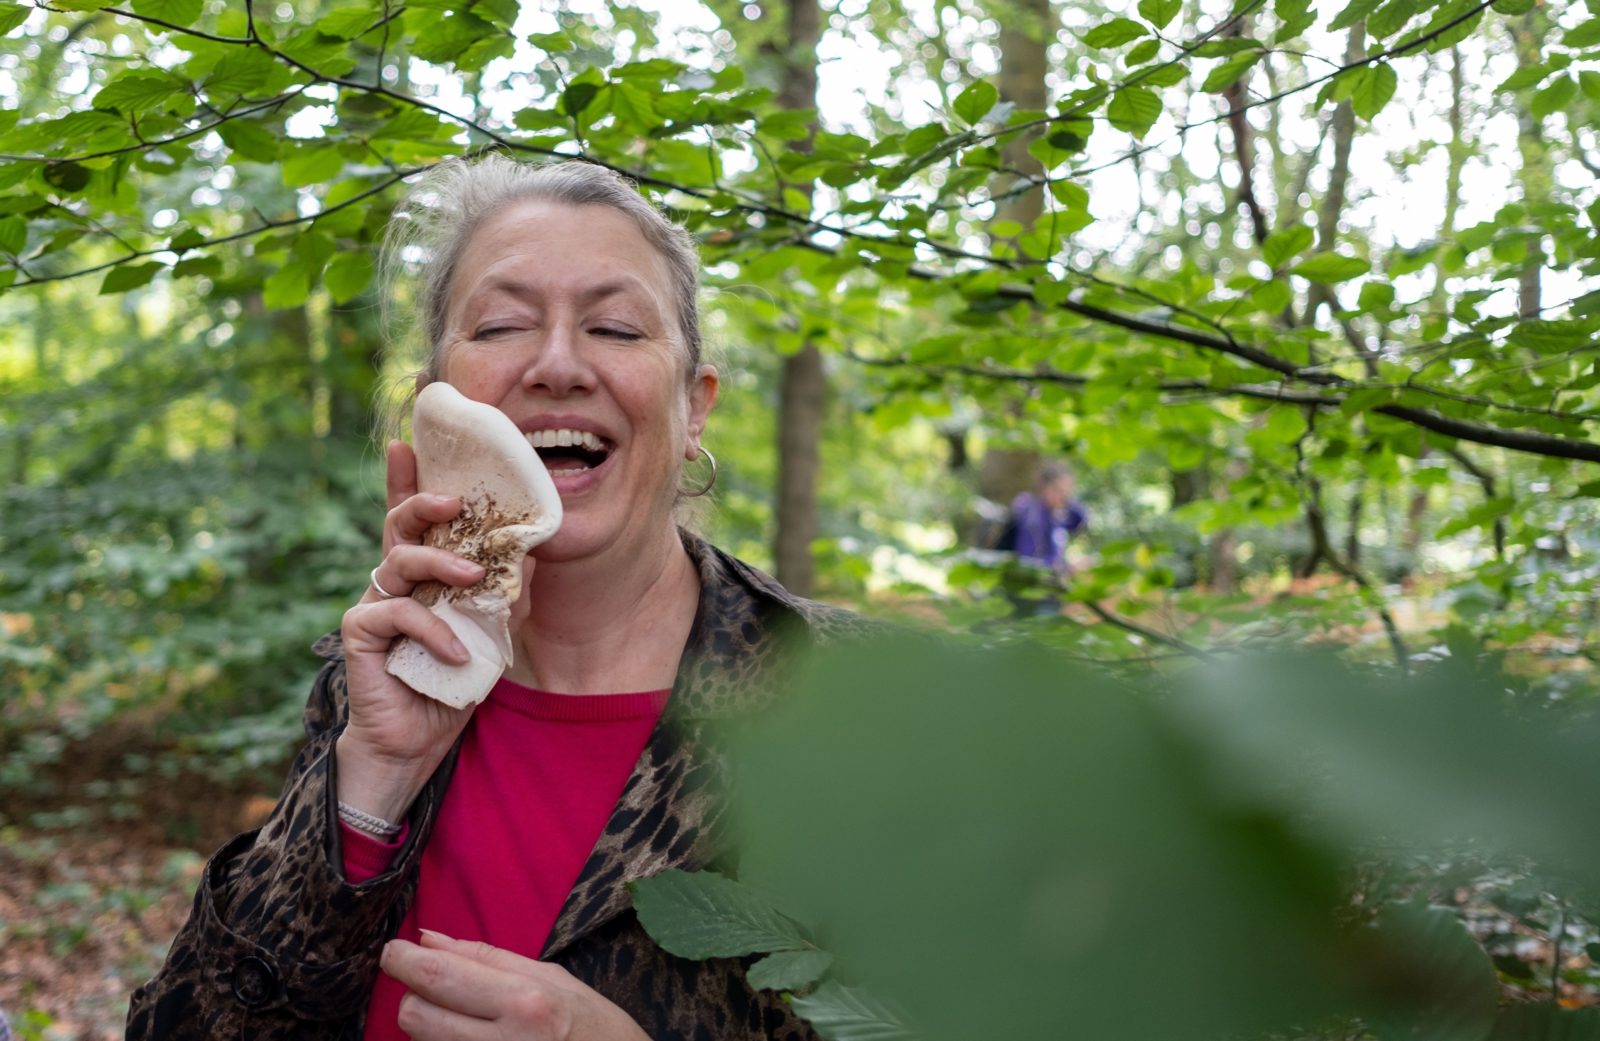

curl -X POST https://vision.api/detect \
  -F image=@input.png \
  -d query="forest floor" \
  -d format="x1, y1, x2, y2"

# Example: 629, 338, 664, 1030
0, 727, 277, 1041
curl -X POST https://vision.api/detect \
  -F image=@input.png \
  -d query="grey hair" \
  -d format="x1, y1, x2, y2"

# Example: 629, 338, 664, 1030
379, 154, 703, 384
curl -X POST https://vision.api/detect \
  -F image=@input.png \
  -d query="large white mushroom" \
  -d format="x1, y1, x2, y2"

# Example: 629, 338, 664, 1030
385, 382, 562, 708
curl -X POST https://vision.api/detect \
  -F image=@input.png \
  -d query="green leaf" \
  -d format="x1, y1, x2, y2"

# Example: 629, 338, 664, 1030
1251, 278, 1293, 312
322, 251, 373, 305
99, 261, 164, 293
1352, 63, 1399, 119
1329, 0, 1384, 30
630, 870, 810, 960
612, 57, 688, 80
316, 5, 380, 39
93, 70, 184, 116
1203, 49, 1265, 92
1564, 17, 1600, 47
1263, 224, 1315, 268
263, 258, 311, 309
1139, 0, 1182, 29
0, 3, 32, 34
0, 216, 23, 254
1531, 75, 1577, 119
1083, 17, 1148, 47
217, 118, 280, 162
746, 950, 834, 992
1292, 252, 1370, 282
204, 49, 285, 98
1507, 318, 1595, 352
1142, 63, 1189, 86
1581, 70, 1600, 99
1106, 86, 1162, 137
131, 0, 202, 26
282, 144, 343, 188
1194, 36, 1263, 56
610, 82, 657, 130
1366, 0, 1416, 38
788, 982, 916, 1041
1367, 903, 1496, 1041
167, 226, 206, 252
42, 161, 91, 193
1497, 63, 1552, 92
563, 80, 600, 117
1358, 281, 1397, 310
1125, 38, 1161, 64
953, 81, 998, 125
172, 253, 221, 279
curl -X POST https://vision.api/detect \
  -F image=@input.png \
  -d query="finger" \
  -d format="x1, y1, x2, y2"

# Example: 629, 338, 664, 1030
383, 940, 521, 1021
375, 546, 485, 597
342, 599, 471, 665
420, 929, 546, 978
386, 439, 417, 512
394, 991, 494, 1041
384, 494, 463, 554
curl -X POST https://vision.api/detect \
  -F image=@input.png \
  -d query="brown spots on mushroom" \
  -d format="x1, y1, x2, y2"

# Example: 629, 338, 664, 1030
411, 493, 551, 608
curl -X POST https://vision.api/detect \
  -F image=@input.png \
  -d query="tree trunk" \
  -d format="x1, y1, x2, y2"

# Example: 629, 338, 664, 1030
974, 0, 1051, 510
1515, 15, 1547, 320
771, 0, 824, 595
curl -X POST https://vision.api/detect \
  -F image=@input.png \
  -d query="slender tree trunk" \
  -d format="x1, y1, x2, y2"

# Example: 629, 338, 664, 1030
1515, 16, 1547, 320
771, 0, 824, 595
976, 0, 1051, 511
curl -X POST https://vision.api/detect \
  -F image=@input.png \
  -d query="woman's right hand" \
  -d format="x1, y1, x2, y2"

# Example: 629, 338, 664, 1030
334, 439, 493, 825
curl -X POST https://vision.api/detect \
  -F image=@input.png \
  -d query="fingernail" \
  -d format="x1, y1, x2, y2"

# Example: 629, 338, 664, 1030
455, 560, 485, 579
451, 639, 470, 663
420, 928, 453, 943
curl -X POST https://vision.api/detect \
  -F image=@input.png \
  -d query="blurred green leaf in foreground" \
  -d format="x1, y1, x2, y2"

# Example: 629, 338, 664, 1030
644, 636, 1600, 1041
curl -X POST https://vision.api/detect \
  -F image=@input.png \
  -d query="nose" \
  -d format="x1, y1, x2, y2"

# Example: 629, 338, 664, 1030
519, 319, 593, 398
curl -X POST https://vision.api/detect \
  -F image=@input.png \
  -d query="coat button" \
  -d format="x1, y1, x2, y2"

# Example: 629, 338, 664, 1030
232, 955, 278, 1007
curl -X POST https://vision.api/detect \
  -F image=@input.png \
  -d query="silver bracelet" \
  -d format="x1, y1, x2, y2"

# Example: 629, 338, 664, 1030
337, 800, 402, 839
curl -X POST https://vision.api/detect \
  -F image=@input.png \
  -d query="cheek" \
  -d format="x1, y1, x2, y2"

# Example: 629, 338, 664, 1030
439, 346, 517, 401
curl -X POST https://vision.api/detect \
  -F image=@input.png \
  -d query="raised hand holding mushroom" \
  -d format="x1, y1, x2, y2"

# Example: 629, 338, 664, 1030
385, 382, 562, 709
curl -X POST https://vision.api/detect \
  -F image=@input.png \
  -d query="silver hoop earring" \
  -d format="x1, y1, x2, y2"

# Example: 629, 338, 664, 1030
683, 445, 717, 498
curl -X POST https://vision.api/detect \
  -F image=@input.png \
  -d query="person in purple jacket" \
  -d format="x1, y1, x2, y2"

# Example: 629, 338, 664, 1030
1008, 462, 1089, 577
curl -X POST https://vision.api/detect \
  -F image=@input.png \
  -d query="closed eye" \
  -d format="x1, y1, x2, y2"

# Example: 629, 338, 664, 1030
591, 326, 643, 340
472, 326, 522, 340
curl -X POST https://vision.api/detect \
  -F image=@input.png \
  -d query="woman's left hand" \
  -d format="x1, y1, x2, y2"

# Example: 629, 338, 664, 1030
382, 930, 651, 1041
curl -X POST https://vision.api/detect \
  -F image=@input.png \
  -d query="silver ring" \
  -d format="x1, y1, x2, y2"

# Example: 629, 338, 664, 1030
370, 565, 401, 600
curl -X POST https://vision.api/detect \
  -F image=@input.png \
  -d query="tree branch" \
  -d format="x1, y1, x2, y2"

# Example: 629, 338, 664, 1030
7, 169, 415, 287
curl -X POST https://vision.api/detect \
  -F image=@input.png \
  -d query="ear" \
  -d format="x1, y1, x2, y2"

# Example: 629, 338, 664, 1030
684, 363, 719, 460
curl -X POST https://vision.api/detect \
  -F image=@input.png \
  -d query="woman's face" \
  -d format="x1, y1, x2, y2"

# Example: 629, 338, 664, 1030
436, 200, 717, 565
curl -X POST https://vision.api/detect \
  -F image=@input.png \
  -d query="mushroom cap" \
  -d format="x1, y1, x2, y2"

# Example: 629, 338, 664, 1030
384, 383, 563, 708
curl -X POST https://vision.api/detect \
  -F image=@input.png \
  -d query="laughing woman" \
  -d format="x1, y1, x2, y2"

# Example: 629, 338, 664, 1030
127, 156, 862, 1041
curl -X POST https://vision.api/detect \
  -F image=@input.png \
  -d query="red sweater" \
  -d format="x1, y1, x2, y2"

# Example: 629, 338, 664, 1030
341, 678, 671, 1041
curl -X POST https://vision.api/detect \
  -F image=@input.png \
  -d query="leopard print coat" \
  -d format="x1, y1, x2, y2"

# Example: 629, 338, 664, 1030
126, 534, 868, 1041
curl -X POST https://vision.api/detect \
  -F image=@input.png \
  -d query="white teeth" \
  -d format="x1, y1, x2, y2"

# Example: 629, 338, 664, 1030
525, 428, 605, 452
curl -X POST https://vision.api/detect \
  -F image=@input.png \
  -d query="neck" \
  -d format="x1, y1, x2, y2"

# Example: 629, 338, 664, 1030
506, 526, 699, 694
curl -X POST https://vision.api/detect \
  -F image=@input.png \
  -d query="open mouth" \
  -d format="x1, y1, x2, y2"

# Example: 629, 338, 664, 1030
526, 428, 613, 476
